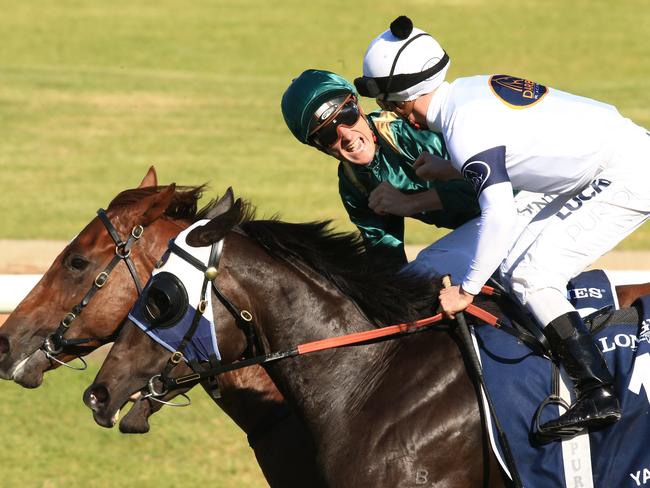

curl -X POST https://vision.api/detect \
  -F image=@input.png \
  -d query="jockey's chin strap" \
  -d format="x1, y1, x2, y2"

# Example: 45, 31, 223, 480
42, 209, 145, 368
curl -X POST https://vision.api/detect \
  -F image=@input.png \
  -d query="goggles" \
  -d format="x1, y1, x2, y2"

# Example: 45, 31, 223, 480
308, 95, 361, 147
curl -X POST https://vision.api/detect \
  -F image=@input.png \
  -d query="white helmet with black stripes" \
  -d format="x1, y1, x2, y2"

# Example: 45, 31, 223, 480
355, 16, 450, 102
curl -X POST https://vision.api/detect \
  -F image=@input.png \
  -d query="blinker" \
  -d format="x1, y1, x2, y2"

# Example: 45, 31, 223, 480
143, 272, 189, 329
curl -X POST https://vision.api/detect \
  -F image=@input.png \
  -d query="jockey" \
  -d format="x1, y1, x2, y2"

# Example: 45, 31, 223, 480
281, 71, 573, 285
355, 15, 650, 439
281, 69, 480, 269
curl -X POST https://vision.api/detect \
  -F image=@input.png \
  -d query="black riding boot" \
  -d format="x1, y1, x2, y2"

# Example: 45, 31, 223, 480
539, 311, 621, 440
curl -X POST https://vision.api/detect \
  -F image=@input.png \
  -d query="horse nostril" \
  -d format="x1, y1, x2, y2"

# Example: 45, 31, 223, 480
84, 384, 110, 411
0, 335, 10, 359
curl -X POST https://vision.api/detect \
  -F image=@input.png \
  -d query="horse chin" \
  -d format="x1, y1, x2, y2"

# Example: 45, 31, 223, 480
92, 403, 125, 429
119, 398, 155, 434
12, 349, 49, 388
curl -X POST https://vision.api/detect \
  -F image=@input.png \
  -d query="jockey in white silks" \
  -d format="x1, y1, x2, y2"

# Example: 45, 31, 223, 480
355, 15, 650, 441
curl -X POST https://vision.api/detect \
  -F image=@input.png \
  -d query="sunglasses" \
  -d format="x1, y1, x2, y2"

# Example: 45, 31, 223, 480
309, 98, 361, 148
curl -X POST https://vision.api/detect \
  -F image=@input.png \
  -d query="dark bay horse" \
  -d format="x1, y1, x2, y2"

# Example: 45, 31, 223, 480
0, 168, 324, 488
84, 197, 513, 487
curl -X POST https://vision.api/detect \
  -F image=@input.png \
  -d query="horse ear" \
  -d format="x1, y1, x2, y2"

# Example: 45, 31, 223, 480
140, 184, 176, 225
203, 187, 235, 220
186, 198, 242, 247
138, 166, 158, 188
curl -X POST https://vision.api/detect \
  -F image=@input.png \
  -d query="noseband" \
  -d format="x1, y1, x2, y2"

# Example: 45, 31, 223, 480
42, 208, 145, 369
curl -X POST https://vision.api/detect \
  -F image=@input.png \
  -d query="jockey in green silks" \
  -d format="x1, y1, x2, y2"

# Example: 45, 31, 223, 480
281, 69, 479, 267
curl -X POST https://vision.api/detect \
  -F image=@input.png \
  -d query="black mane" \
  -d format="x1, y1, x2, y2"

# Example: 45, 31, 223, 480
107, 185, 224, 222
240, 217, 439, 326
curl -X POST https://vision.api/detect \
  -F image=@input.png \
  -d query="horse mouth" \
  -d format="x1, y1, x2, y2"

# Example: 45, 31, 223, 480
91, 397, 130, 429
88, 386, 150, 429
11, 349, 49, 388
119, 394, 156, 434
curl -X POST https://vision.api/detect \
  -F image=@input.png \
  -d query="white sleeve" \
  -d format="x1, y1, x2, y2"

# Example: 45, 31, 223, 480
461, 182, 518, 295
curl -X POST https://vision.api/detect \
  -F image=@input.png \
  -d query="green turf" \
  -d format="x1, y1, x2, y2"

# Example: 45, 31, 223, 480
0, 359, 268, 487
1, 0, 649, 247
0, 3, 649, 484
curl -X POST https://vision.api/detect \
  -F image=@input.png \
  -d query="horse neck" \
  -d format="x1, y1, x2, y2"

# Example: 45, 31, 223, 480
224, 234, 402, 439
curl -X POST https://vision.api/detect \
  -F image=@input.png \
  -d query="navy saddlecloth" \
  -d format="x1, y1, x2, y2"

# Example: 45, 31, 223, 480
476, 272, 650, 487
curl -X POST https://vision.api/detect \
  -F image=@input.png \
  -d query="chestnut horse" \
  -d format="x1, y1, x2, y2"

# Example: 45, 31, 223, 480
0, 168, 324, 488
85, 197, 516, 487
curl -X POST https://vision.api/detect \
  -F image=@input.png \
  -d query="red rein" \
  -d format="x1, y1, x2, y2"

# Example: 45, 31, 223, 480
297, 289, 502, 356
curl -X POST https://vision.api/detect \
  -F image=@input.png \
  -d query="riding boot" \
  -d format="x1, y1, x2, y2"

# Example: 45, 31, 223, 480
539, 311, 621, 440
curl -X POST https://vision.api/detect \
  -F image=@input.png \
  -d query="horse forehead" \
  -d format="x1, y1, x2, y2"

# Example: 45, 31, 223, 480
71, 217, 117, 250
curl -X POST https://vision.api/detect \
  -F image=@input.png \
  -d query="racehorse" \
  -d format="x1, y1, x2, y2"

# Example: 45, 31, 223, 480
0, 168, 324, 488
1, 172, 646, 486
84, 195, 517, 487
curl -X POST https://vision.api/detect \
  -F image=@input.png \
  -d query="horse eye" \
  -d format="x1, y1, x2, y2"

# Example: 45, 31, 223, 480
68, 255, 90, 271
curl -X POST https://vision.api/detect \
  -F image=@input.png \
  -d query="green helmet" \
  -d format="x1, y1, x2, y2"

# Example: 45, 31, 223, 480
281, 69, 357, 145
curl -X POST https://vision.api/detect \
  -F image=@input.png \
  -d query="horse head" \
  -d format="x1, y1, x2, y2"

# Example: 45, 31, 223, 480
83, 198, 438, 438
83, 194, 257, 428
0, 166, 202, 393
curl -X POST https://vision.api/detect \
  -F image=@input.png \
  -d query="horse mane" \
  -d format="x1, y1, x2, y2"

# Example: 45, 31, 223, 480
107, 185, 224, 222
239, 208, 439, 326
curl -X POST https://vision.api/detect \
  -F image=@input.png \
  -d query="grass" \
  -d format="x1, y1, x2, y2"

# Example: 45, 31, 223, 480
0, 2, 649, 486
0, 358, 268, 488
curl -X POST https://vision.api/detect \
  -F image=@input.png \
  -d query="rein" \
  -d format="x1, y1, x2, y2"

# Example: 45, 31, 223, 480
143, 233, 550, 403
157, 312, 449, 394
158, 301, 532, 394
42, 209, 145, 369
146, 238, 517, 396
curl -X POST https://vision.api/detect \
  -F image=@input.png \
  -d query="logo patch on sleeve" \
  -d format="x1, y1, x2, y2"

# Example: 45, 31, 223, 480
463, 161, 491, 194
489, 75, 548, 108
461, 146, 508, 196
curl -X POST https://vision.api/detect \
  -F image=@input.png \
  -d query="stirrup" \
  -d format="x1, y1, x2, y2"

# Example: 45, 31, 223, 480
532, 394, 585, 445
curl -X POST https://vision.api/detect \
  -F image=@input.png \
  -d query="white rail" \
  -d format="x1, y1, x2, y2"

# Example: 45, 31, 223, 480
0, 275, 42, 313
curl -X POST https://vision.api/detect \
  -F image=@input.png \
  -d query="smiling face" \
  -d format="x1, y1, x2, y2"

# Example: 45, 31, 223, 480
307, 94, 376, 166
325, 108, 376, 165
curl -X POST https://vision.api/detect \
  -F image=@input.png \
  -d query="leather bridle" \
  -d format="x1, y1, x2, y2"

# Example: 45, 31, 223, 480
143, 235, 260, 401
41, 208, 146, 369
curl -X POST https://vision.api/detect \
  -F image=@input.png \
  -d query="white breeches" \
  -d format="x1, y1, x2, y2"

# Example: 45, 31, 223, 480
507, 132, 650, 325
